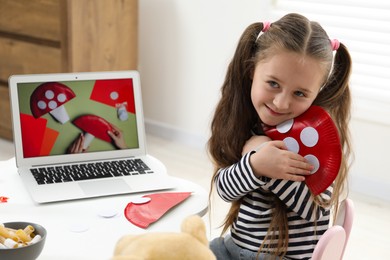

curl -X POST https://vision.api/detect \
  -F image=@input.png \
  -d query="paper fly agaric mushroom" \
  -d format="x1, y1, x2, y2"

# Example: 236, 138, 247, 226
30, 82, 76, 124
72, 115, 114, 149
264, 106, 342, 195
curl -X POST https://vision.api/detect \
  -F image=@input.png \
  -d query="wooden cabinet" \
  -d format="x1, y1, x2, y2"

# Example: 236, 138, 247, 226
0, 0, 138, 140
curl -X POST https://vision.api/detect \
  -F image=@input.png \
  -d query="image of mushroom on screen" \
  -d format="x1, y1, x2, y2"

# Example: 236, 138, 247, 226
17, 79, 139, 158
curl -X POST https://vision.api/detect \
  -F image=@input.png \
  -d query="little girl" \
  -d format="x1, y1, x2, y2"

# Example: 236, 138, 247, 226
208, 13, 352, 259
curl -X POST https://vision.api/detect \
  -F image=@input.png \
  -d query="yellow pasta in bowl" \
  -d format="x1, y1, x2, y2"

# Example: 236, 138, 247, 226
0, 222, 46, 260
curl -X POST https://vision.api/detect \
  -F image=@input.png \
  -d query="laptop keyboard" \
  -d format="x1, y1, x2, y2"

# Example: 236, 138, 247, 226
30, 159, 154, 185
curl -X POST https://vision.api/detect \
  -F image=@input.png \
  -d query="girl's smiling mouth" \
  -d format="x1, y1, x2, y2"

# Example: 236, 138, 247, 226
266, 105, 289, 116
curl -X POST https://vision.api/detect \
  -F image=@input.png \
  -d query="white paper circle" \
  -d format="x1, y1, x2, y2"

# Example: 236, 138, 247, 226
300, 127, 319, 147
57, 93, 67, 102
69, 223, 90, 233
304, 154, 320, 174
48, 100, 58, 109
45, 90, 55, 99
131, 197, 151, 205
37, 100, 47, 110
283, 137, 299, 153
276, 119, 294, 133
110, 91, 119, 100
98, 209, 118, 218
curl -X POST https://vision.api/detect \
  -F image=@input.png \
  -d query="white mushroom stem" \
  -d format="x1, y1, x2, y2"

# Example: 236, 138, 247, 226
83, 133, 95, 150
117, 104, 129, 121
49, 105, 70, 124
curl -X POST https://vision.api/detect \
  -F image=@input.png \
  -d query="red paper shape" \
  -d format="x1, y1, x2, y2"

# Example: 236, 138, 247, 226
39, 127, 60, 156
72, 115, 114, 143
124, 192, 192, 228
264, 106, 342, 195
30, 82, 75, 118
0, 196, 9, 203
90, 79, 135, 114
20, 113, 48, 158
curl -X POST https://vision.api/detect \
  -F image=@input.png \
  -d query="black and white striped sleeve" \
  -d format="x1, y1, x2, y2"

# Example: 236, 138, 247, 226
264, 179, 332, 222
214, 151, 270, 202
214, 151, 332, 221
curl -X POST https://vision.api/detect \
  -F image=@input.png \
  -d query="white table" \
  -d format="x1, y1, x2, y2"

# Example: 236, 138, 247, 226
0, 158, 208, 259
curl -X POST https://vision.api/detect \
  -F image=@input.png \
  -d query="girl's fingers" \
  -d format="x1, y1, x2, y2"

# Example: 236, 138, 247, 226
291, 161, 313, 174
271, 140, 288, 150
283, 173, 306, 182
286, 151, 314, 174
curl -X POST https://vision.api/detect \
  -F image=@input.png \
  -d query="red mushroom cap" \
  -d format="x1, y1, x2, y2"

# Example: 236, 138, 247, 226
264, 106, 342, 195
30, 82, 76, 118
72, 115, 114, 143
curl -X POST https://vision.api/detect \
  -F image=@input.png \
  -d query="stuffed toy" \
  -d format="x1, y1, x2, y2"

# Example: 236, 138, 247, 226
111, 215, 216, 260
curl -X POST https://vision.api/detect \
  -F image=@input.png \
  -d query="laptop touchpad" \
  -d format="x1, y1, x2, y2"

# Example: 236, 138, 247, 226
79, 179, 131, 196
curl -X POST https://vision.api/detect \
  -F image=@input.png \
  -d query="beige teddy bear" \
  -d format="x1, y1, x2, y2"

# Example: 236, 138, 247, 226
112, 215, 216, 260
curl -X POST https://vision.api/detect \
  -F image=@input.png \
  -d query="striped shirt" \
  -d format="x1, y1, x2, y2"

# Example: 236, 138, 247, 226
215, 151, 332, 259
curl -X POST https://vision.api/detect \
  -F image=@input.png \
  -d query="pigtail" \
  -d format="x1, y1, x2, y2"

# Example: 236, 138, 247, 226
208, 22, 262, 168
208, 22, 264, 238
315, 43, 352, 128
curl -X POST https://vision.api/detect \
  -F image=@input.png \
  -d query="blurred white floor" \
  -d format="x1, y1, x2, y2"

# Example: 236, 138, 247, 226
1, 135, 389, 259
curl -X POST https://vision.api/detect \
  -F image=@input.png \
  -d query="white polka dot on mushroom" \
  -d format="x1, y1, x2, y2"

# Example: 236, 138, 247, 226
304, 154, 320, 174
37, 101, 47, 110
48, 101, 58, 109
276, 119, 294, 133
110, 91, 119, 100
45, 90, 55, 99
283, 137, 300, 153
300, 127, 319, 147
57, 93, 67, 102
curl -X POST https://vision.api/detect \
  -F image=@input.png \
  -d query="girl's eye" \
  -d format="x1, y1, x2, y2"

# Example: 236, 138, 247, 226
294, 91, 306, 97
268, 81, 279, 88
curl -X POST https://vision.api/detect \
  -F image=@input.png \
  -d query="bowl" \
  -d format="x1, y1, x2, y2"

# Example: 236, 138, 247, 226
0, 222, 47, 260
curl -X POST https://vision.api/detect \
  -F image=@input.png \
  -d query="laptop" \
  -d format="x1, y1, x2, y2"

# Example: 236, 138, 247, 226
9, 70, 176, 203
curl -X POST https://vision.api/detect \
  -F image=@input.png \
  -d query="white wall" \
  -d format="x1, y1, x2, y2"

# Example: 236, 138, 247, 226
139, 0, 272, 147
139, 1, 390, 201
349, 118, 390, 201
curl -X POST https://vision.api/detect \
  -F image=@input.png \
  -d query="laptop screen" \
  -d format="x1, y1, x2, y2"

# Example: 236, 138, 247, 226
14, 75, 140, 160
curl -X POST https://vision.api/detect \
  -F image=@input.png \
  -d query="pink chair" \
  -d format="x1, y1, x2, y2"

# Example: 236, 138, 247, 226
312, 225, 346, 260
312, 198, 355, 260
334, 198, 355, 258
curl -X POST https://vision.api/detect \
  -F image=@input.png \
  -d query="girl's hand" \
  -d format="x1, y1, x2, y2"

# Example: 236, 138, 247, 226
67, 133, 87, 153
108, 124, 127, 149
249, 140, 313, 181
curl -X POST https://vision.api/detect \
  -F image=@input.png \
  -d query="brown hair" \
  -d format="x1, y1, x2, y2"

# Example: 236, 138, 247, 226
208, 13, 352, 257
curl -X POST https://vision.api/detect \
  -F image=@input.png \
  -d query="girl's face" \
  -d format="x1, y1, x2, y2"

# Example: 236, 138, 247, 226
251, 50, 325, 126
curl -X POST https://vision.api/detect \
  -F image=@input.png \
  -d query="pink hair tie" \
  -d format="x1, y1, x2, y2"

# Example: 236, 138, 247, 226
330, 39, 340, 51
262, 22, 271, 32
256, 21, 271, 41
